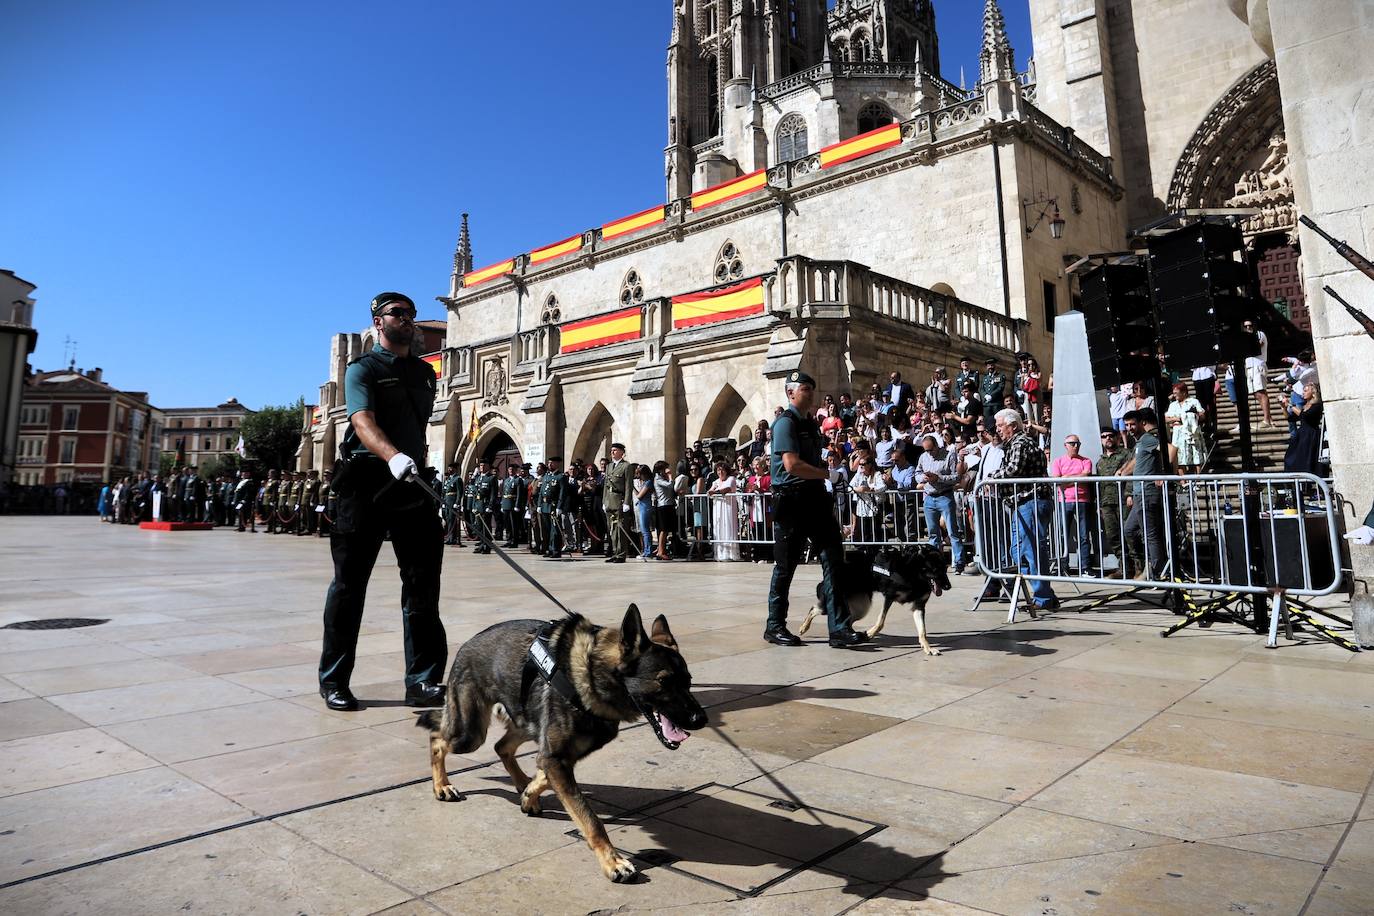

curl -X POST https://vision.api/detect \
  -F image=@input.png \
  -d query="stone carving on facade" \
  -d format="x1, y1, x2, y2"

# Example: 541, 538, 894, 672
1168, 61, 1290, 238
481, 355, 509, 407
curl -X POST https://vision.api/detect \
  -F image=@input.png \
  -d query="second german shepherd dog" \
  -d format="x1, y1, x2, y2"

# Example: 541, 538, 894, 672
416, 604, 707, 882
798, 545, 953, 654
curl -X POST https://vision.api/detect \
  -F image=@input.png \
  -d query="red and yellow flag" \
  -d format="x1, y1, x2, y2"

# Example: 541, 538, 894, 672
672, 277, 766, 329
530, 234, 583, 266
601, 205, 665, 241
690, 169, 768, 211
463, 258, 515, 288
820, 121, 903, 169
468, 408, 480, 444
560, 306, 642, 353
422, 352, 442, 376
310, 406, 322, 427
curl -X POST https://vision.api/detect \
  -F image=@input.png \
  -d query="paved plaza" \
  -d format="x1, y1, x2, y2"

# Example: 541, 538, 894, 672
1, 518, 1373, 914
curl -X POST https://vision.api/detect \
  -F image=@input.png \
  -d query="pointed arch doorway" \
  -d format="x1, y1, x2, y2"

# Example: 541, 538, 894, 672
481, 431, 523, 478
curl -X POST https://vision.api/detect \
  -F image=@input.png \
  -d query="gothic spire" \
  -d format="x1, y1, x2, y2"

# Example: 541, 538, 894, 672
979, 0, 1016, 85
454, 212, 472, 276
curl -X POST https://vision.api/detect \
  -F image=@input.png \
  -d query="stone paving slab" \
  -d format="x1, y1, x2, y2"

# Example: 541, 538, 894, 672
1, 517, 1372, 914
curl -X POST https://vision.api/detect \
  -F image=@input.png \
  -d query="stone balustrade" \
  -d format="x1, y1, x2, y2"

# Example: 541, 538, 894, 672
769, 255, 1024, 356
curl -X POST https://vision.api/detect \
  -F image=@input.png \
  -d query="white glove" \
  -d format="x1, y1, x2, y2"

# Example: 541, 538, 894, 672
388, 453, 419, 482
622, 503, 630, 513
1345, 525, 1374, 546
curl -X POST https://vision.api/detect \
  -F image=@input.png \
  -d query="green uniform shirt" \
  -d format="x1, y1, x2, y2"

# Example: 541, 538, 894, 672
1095, 449, 1129, 505
343, 344, 436, 463
537, 472, 559, 512
770, 406, 821, 488
473, 471, 496, 510
980, 372, 1006, 407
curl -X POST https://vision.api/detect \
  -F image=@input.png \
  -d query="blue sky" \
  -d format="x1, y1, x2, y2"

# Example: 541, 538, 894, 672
3, 1, 1032, 410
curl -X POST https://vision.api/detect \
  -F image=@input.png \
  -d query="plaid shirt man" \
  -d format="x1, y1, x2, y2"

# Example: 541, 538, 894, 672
989, 431, 1048, 502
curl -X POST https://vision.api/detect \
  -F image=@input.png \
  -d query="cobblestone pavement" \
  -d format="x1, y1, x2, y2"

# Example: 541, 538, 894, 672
2, 518, 1373, 914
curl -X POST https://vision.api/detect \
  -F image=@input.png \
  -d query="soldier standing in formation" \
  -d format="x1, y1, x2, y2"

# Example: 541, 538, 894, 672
537, 457, 562, 558
317, 469, 334, 537
441, 464, 462, 546
262, 470, 279, 533
499, 464, 520, 547
603, 443, 632, 563
301, 469, 321, 536
234, 469, 256, 532
470, 458, 496, 552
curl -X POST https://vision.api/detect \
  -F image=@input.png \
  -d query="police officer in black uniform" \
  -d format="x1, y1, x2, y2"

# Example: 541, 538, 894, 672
318, 292, 446, 711
765, 370, 864, 649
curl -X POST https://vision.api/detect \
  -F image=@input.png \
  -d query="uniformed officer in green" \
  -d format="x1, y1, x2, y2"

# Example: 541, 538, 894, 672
513, 463, 531, 547
288, 472, 306, 534
538, 457, 564, 558
602, 442, 632, 563
317, 469, 334, 538
462, 471, 478, 545
471, 458, 497, 553
499, 464, 520, 547
441, 464, 463, 546
979, 357, 1007, 433
262, 470, 280, 533
766, 370, 863, 648
300, 469, 321, 536
319, 291, 446, 712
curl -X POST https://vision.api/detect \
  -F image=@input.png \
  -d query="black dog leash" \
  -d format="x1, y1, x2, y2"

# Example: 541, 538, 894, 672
467, 502, 577, 619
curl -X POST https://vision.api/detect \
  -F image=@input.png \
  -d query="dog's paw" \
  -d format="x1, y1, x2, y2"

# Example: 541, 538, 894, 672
864, 625, 883, 640
603, 853, 638, 883
922, 645, 942, 656
434, 784, 466, 802
520, 793, 543, 817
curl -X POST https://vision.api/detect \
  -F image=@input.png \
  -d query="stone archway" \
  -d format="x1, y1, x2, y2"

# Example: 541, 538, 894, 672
570, 402, 615, 465
466, 413, 522, 474
697, 384, 747, 443
1167, 60, 1291, 238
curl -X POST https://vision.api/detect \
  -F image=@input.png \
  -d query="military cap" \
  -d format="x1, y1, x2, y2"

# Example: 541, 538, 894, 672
547, 455, 562, 463
785, 370, 816, 387
370, 292, 415, 317
610, 442, 626, 451
983, 357, 997, 365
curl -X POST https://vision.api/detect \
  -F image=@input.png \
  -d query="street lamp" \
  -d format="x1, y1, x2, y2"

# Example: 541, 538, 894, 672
1023, 194, 1065, 240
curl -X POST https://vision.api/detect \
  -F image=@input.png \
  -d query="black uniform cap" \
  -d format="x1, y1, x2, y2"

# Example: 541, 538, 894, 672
785, 370, 816, 387
370, 292, 415, 317
547, 455, 562, 463
610, 442, 626, 451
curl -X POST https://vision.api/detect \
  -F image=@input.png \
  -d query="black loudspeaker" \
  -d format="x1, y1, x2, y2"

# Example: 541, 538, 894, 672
1221, 514, 1334, 590
1079, 263, 1156, 390
1147, 223, 1260, 372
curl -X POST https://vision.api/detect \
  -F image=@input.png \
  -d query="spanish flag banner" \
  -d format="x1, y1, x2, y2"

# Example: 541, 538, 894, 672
468, 408, 480, 444
421, 353, 442, 376
310, 406, 322, 427
463, 258, 515, 288
819, 121, 903, 169
530, 234, 583, 266
671, 276, 766, 329
601, 205, 665, 241
560, 306, 643, 354
690, 169, 768, 211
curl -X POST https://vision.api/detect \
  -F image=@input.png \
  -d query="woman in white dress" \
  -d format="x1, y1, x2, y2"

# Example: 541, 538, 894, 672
1164, 380, 1206, 474
708, 464, 741, 561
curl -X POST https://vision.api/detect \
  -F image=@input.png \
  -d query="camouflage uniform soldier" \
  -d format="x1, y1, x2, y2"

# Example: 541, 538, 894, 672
301, 469, 321, 536
262, 470, 280, 533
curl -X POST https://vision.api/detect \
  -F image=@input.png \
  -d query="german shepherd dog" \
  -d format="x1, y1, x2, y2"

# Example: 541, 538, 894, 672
416, 604, 707, 882
797, 545, 953, 654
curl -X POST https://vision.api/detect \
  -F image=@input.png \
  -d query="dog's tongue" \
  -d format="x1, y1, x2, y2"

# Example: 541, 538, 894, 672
657, 712, 689, 744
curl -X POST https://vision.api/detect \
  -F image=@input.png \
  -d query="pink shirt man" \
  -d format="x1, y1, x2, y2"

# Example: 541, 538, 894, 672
1051, 451, 1093, 502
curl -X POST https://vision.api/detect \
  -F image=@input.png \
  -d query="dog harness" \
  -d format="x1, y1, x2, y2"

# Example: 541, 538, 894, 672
521, 621, 594, 713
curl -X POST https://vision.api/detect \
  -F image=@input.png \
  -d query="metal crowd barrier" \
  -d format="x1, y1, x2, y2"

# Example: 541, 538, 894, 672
970, 472, 1353, 649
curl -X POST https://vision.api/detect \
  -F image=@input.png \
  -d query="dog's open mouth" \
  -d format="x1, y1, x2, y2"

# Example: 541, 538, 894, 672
635, 700, 689, 750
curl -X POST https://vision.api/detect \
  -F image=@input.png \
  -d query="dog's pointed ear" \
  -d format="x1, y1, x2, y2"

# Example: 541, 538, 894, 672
620, 603, 651, 654
650, 614, 678, 650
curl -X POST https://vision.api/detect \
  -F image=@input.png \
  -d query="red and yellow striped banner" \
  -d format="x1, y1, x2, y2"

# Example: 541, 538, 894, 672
601, 205, 665, 241
671, 277, 766, 329
560, 306, 642, 353
820, 121, 903, 169
690, 169, 768, 210
530, 234, 583, 266
421, 353, 442, 376
463, 258, 515, 288
310, 406, 322, 427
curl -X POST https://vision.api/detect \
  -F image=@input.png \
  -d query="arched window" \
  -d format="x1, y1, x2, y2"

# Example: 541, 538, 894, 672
619, 270, 644, 308
858, 101, 895, 134
541, 294, 561, 325
852, 30, 873, 62
832, 39, 848, 62
706, 54, 721, 136
775, 113, 809, 163
714, 241, 745, 284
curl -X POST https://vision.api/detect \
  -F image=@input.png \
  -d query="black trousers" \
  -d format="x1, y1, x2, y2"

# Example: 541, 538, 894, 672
320, 492, 446, 690
767, 486, 852, 636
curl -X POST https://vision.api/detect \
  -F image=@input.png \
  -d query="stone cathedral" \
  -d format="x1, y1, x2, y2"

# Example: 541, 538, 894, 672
303, 1, 1373, 591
